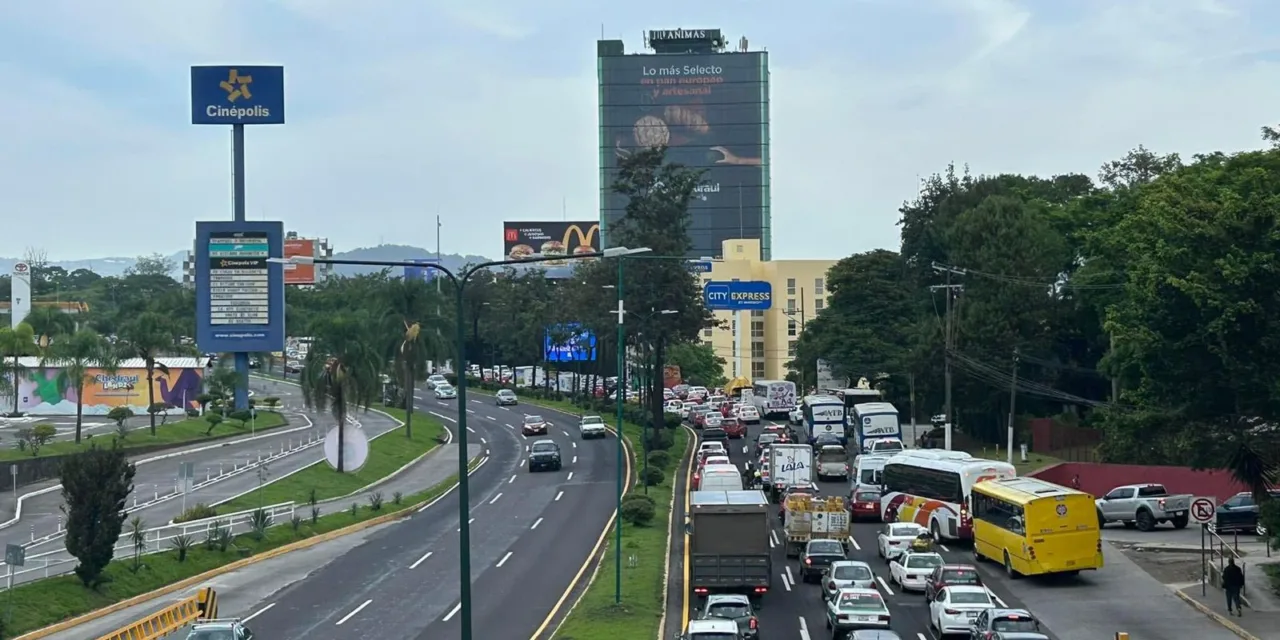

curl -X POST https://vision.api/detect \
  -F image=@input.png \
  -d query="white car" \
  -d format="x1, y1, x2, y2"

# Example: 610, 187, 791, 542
736, 405, 761, 424
823, 587, 891, 633
862, 437, 904, 456
698, 442, 727, 457
788, 407, 803, 425
700, 455, 731, 470
433, 383, 457, 399
680, 402, 699, 420
928, 585, 995, 635
876, 522, 927, 562
426, 374, 448, 390
680, 618, 740, 640
702, 413, 722, 429
664, 399, 683, 414
889, 551, 944, 591
579, 415, 608, 439
820, 560, 876, 600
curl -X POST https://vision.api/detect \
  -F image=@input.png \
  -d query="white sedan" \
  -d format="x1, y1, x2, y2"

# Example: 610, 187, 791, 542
928, 585, 995, 635
889, 551, 944, 591
876, 522, 927, 562
664, 400, 683, 415
433, 383, 457, 399
735, 405, 761, 424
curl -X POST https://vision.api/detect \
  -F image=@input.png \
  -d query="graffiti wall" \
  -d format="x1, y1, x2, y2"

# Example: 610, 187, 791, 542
14, 367, 205, 416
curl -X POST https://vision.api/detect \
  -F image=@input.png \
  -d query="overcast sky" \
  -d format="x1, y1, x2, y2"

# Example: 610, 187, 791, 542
2, 0, 1277, 262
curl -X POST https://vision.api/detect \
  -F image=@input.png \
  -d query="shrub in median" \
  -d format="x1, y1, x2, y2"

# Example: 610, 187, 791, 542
621, 493, 656, 526
646, 449, 671, 470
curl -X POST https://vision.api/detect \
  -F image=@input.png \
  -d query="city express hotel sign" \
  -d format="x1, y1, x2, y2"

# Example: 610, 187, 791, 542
503, 221, 600, 264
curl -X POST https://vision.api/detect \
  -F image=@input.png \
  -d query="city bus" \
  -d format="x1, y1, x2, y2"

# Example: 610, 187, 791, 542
971, 477, 1103, 577
799, 394, 846, 444
879, 450, 1016, 541
751, 380, 797, 418
828, 387, 881, 437
851, 402, 901, 450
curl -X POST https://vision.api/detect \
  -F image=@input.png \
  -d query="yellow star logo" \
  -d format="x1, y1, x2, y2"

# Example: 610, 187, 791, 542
219, 69, 253, 103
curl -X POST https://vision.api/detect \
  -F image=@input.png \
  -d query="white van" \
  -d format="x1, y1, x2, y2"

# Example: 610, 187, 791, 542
697, 464, 744, 491
852, 454, 891, 489
816, 445, 850, 481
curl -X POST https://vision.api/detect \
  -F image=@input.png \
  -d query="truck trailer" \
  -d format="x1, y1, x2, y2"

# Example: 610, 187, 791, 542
689, 490, 772, 602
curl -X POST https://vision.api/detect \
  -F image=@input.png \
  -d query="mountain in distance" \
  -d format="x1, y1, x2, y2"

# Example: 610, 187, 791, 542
326, 244, 495, 278
0, 252, 188, 278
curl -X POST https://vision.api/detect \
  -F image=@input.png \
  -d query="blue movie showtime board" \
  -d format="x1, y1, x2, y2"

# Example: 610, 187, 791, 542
195, 221, 286, 353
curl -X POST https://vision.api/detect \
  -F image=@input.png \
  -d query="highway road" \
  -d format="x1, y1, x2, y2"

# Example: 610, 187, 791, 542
225, 385, 622, 640
678, 418, 1240, 640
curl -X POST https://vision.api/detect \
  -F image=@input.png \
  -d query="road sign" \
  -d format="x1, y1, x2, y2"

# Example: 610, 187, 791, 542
1190, 496, 1217, 524
5, 544, 24, 567
703, 280, 773, 311
324, 425, 370, 472
687, 260, 713, 273
191, 66, 286, 125
179, 462, 194, 479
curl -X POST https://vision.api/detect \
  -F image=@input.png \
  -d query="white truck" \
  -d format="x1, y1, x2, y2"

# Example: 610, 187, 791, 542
782, 494, 851, 558
1096, 483, 1194, 531
768, 444, 814, 501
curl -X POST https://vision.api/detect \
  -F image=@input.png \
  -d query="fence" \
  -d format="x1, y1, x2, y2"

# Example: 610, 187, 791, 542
0, 502, 296, 588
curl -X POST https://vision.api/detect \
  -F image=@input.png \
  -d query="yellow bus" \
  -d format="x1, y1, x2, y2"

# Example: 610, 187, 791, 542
970, 476, 1103, 577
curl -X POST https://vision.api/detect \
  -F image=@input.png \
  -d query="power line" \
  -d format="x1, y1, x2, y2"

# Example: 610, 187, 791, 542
930, 261, 1125, 291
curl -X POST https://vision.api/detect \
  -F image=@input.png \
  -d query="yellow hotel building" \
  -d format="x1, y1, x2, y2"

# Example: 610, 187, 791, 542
698, 239, 837, 382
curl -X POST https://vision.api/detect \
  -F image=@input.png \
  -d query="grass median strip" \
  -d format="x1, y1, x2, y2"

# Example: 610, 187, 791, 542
496, 392, 685, 640
0, 412, 289, 462
214, 406, 444, 514
5, 453, 484, 638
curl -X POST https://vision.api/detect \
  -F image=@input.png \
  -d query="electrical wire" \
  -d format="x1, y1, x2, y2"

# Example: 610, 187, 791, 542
948, 349, 1107, 407
932, 261, 1126, 291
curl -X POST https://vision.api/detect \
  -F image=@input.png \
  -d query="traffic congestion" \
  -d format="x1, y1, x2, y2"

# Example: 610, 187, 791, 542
674, 380, 1074, 640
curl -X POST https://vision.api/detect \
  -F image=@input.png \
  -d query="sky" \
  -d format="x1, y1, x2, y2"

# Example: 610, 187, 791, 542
2, 0, 1279, 263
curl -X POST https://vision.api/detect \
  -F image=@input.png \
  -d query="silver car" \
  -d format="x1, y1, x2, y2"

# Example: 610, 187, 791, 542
821, 560, 876, 600
495, 389, 518, 406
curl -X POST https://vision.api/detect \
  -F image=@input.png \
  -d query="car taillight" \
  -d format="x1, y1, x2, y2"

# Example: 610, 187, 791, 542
804, 557, 812, 565
753, 587, 767, 593
945, 609, 960, 615
749, 618, 757, 629
1028, 546, 1036, 560
960, 502, 970, 525
694, 587, 708, 594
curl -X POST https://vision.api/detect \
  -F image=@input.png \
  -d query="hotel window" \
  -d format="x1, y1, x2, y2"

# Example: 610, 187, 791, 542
786, 278, 796, 295
787, 298, 796, 311
752, 343, 765, 358
751, 362, 766, 379
751, 310, 764, 318
703, 327, 713, 337
751, 321, 765, 338
814, 278, 825, 296
788, 340, 799, 357
788, 318, 798, 336
814, 299, 825, 311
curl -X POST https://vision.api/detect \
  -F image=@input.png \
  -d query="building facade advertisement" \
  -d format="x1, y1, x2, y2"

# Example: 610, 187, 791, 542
13, 367, 205, 415
599, 51, 770, 259
283, 238, 316, 285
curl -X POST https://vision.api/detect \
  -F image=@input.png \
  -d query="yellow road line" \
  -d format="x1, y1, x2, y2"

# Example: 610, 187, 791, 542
680, 426, 698, 630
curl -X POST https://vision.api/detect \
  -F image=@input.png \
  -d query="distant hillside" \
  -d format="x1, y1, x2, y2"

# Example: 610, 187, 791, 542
328, 245, 494, 278
0, 252, 187, 279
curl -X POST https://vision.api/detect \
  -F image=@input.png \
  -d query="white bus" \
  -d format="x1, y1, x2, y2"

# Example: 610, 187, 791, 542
851, 402, 901, 450
751, 380, 797, 418
799, 394, 846, 444
828, 388, 881, 435
879, 450, 1016, 541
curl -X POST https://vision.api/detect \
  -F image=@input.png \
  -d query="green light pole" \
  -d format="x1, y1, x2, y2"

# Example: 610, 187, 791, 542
613, 257, 626, 604
275, 246, 648, 639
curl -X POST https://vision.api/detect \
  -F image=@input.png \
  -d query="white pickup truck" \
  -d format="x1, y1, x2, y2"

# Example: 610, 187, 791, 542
1096, 483, 1193, 531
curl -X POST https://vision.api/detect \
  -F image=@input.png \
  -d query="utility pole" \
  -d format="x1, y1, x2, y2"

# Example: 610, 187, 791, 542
908, 372, 917, 443
930, 262, 965, 450
1007, 350, 1019, 464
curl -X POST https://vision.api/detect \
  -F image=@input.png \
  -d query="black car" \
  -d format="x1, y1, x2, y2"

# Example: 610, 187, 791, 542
1212, 490, 1280, 534
528, 440, 562, 472
701, 427, 728, 444
799, 538, 847, 582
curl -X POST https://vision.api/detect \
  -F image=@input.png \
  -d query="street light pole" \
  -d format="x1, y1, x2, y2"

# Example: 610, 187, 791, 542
613, 257, 626, 604
271, 246, 650, 639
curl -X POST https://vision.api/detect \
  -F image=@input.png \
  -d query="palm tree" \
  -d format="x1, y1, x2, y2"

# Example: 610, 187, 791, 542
22, 306, 75, 344
118, 312, 178, 436
1224, 429, 1278, 504
0, 322, 37, 416
42, 329, 117, 443
383, 279, 447, 438
301, 313, 381, 472
207, 362, 240, 415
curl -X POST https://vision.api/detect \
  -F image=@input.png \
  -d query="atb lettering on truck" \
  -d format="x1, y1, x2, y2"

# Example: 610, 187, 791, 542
800, 394, 846, 444
751, 380, 797, 418
971, 477, 1103, 576
879, 450, 1016, 541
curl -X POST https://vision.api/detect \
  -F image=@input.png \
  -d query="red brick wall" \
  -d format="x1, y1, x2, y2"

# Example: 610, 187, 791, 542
1029, 462, 1245, 501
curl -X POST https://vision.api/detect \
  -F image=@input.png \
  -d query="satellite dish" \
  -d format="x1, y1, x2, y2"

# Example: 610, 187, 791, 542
324, 425, 369, 472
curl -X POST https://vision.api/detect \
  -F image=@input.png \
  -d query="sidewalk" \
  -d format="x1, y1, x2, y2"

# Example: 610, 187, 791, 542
1176, 584, 1279, 640
316, 443, 482, 510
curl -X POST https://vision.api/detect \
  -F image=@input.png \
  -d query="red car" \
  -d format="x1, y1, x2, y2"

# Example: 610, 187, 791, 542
849, 488, 882, 521
721, 417, 746, 438
923, 564, 984, 601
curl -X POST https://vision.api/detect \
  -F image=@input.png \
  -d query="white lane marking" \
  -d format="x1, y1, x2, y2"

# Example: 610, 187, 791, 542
798, 616, 810, 640
410, 551, 433, 569
938, 543, 950, 552
414, 394, 423, 400
241, 603, 275, 623
429, 411, 457, 423
489, 492, 503, 504
467, 409, 476, 414
785, 565, 796, 587
508, 474, 517, 484
521, 434, 528, 440
770, 530, 779, 546
466, 426, 475, 433
520, 458, 526, 466
848, 536, 861, 551
505, 423, 514, 429
471, 399, 482, 404
572, 442, 577, 448
780, 571, 792, 591
531, 517, 543, 529
917, 634, 928, 640
566, 471, 574, 481
555, 490, 564, 501
741, 445, 748, 454
572, 455, 578, 464
336, 599, 372, 625
768, 536, 775, 549
502, 406, 511, 411
876, 575, 896, 596
442, 602, 462, 621
496, 551, 513, 567
987, 589, 1007, 607
563, 430, 571, 437
481, 437, 487, 444
526, 445, 530, 452
456, 517, 475, 532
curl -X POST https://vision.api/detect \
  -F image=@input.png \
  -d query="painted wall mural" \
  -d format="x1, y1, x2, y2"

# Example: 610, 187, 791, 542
14, 367, 204, 415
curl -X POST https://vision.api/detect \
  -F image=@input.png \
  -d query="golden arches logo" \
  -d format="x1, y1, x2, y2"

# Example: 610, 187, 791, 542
562, 224, 599, 250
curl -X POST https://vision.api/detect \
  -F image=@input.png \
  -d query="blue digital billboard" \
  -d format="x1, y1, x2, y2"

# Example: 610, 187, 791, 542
544, 324, 598, 362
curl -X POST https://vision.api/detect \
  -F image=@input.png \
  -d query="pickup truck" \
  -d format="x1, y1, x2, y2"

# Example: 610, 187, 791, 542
1096, 483, 1193, 531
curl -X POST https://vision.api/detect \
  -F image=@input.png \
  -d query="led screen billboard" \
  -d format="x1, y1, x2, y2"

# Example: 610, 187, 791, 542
503, 221, 599, 279
544, 323, 598, 362
599, 51, 770, 259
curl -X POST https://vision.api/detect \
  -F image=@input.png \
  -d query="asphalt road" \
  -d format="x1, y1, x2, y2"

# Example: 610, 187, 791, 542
235, 386, 622, 640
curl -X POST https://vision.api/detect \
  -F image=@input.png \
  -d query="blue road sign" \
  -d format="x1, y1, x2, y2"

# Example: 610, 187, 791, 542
687, 261, 714, 273
703, 280, 773, 311
195, 221, 286, 353
404, 258, 440, 282
191, 66, 285, 125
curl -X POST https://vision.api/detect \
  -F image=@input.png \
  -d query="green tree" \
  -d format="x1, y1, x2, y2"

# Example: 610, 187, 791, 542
118, 312, 179, 436
43, 328, 118, 443
301, 312, 381, 472
0, 322, 36, 416
22, 305, 76, 343
382, 277, 447, 438
665, 342, 725, 388
60, 441, 136, 587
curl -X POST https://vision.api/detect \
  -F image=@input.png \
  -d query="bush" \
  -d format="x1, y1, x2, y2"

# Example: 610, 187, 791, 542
621, 494, 656, 526
203, 413, 224, 435
644, 429, 674, 451
641, 466, 665, 487
228, 409, 254, 425
174, 503, 219, 523
107, 406, 134, 427
185, 408, 200, 418
646, 450, 671, 470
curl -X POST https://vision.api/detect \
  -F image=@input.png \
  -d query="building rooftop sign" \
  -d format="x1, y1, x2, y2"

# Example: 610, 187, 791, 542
646, 28, 724, 52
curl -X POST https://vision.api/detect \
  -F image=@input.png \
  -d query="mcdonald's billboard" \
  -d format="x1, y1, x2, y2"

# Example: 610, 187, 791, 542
503, 221, 599, 277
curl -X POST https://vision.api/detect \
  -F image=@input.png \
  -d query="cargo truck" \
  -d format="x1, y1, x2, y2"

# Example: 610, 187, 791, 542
688, 490, 772, 603
767, 443, 815, 502
782, 494, 851, 557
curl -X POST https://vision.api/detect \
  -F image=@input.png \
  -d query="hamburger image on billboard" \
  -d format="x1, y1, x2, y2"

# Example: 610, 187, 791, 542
503, 222, 600, 267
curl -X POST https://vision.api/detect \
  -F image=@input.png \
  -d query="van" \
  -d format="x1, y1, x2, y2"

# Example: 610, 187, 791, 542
697, 464, 744, 492
852, 454, 890, 489
816, 445, 850, 481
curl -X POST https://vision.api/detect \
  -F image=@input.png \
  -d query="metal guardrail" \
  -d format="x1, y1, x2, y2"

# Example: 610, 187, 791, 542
96, 586, 219, 640
0, 503, 296, 587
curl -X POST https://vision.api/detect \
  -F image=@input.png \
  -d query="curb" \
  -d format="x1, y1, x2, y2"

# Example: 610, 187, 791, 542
1173, 589, 1262, 640
15, 453, 489, 640
656, 424, 696, 640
